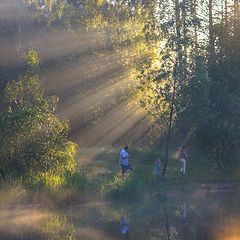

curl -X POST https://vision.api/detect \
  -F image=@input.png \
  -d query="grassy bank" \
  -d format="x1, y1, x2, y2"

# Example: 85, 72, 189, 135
1, 146, 240, 206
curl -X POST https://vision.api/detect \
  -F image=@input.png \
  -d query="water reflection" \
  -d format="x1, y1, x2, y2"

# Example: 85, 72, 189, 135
0, 209, 76, 240
0, 189, 240, 240
180, 202, 187, 228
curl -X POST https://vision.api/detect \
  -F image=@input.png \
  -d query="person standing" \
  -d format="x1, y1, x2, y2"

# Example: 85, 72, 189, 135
120, 217, 129, 235
119, 146, 132, 176
178, 146, 188, 176
155, 158, 161, 176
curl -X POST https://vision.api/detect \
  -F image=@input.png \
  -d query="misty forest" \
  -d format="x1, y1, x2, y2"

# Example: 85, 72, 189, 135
0, 0, 240, 239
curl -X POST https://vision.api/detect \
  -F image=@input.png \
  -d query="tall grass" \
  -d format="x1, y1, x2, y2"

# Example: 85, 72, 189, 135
101, 172, 145, 198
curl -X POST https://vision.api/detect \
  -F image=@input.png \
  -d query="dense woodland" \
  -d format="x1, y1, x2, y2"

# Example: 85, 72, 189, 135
0, 0, 240, 184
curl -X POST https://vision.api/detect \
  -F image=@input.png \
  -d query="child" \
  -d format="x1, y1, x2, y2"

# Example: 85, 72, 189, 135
155, 158, 161, 176
120, 217, 129, 235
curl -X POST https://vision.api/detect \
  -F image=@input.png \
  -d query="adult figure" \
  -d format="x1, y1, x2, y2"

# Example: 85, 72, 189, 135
119, 146, 132, 176
178, 146, 188, 176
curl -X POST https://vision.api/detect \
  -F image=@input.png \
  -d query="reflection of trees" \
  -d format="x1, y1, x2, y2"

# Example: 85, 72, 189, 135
97, 198, 179, 240
97, 192, 232, 240
1, 190, 239, 240
163, 203, 170, 240
0, 212, 76, 240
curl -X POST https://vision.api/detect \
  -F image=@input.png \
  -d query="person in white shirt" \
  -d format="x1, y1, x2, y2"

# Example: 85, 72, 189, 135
119, 146, 132, 176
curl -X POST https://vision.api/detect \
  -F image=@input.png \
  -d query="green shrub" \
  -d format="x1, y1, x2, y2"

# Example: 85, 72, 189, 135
67, 170, 89, 192
0, 49, 78, 189
101, 172, 144, 198
24, 142, 77, 190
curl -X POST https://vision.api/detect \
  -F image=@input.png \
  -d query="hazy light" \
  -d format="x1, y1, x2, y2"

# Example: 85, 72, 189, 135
78, 100, 146, 146
0, 208, 51, 232
0, 0, 151, 147
214, 217, 240, 240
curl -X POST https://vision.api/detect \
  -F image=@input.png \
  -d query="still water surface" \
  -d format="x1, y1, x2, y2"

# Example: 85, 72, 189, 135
0, 187, 239, 240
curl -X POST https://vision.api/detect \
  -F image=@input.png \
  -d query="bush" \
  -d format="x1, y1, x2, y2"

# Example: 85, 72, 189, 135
101, 172, 145, 198
0, 49, 77, 189
67, 170, 89, 192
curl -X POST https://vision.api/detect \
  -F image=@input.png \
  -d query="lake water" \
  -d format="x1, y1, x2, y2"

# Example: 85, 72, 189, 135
0, 186, 239, 240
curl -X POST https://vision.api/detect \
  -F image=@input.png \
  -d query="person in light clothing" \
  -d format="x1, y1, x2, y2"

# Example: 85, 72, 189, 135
119, 146, 132, 176
178, 146, 188, 176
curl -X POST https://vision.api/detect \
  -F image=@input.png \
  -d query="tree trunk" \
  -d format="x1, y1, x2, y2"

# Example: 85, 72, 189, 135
192, 0, 198, 51
162, 105, 174, 178
224, 0, 228, 27
162, 64, 177, 178
175, 0, 182, 66
208, 0, 215, 67
234, 0, 239, 36
163, 204, 171, 240
216, 144, 224, 171
0, 169, 5, 181
182, 0, 188, 69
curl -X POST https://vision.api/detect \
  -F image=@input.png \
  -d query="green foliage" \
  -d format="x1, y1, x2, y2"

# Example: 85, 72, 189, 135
0, 49, 77, 189
188, 7, 240, 168
101, 172, 146, 198
137, 46, 177, 126
67, 169, 90, 192
26, 142, 77, 190
177, 54, 210, 137
25, 48, 40, 68
137, 0, 240, 172
25, 0, 65, 21
17, 0, 240, 172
